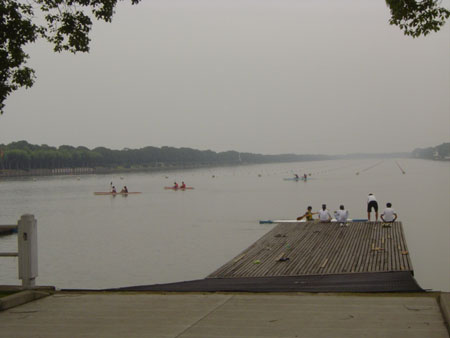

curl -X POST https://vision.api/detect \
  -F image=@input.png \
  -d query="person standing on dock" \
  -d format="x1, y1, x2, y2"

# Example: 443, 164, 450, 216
367, 193, 379, 221
297, 206, 317, 221
381, 203, 397, 223
334, 205, 349, 226
318, 204, 332, 222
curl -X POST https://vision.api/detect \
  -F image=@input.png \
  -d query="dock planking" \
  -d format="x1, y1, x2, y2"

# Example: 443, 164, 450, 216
208, 221, 413, 279
116, 221, 422, 292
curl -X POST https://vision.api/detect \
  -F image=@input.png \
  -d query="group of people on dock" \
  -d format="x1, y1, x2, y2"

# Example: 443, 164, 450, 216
297, 193, 397, 225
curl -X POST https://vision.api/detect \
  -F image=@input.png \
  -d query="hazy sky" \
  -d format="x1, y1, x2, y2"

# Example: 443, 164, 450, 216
1, 0, 449, 155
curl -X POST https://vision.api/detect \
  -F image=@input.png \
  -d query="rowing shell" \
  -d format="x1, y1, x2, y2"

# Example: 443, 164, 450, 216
283, 177, 311, 181
259, 218, 368, 224
164, 187, 194, 190
94, 192, 142, 195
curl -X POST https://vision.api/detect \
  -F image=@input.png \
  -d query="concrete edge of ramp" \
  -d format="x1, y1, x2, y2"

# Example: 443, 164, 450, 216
0, 287, 54, 311
439, 292, 450, 334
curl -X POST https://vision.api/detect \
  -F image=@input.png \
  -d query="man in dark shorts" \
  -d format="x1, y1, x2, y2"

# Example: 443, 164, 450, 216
367, 193, 378, 221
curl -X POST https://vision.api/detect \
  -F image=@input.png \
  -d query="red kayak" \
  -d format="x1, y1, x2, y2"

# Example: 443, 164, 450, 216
164, 187, 194, 190
94, 192, 142, 195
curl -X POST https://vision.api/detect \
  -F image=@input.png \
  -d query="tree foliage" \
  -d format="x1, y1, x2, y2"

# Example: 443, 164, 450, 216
0, 0, 141, 115
0, 0, 449, 115
412, 142, 450, 159
386, 0, 450, 37
0, 140, 332, 171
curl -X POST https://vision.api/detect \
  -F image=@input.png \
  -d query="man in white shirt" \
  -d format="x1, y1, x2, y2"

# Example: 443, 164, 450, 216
334, 205, 349, 226
318, 204, 332, 222
367, 193, 378, 221
381, 203, 397, 223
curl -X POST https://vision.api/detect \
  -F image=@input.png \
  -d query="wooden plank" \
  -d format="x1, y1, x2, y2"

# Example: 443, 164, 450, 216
322, 226, 348, 274
360, 222, 375, 273
283, 223, 325, 275
393, 223, 404, 270
336, 222, 361, 273
316, 224, 345, 275
396, 222, 411, 271
350, 222, 370, 272
331, 223, 359, 274
301, 224, 337, 274
373, 222, 383, 272
392, 223, 401, 271
384, 227, 393, 271
348, 222, 369, 272
394, 222, 406, 271
400, 223, 413, 271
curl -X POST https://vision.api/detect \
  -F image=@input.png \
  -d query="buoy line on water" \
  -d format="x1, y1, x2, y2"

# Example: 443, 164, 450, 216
395, 161, 406, 174
355, 161, 384, 175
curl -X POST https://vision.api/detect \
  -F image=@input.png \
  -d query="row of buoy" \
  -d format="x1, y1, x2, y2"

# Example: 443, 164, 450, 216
145, 160, 407, 180
355, 161, 383, 175
356, 161, 406, 175
395, 161, 406, 174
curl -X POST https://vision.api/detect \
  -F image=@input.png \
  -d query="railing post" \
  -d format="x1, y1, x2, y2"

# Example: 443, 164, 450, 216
17, 214, 38, 289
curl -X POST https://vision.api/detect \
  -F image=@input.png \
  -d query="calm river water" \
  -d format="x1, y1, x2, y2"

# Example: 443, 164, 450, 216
0, 159, 449, 291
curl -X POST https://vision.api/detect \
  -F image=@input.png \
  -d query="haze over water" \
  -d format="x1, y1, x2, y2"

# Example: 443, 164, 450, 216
0, 158, 449, 291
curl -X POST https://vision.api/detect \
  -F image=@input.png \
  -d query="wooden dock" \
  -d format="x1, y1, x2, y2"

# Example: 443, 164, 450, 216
115, 221, 423, 293
208, 221, 413, 278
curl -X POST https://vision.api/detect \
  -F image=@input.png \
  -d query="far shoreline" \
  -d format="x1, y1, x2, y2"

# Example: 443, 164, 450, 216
0, 155, 421, 179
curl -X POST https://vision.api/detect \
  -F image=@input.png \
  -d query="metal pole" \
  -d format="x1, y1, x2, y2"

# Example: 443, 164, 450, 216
17, 214, 38, 289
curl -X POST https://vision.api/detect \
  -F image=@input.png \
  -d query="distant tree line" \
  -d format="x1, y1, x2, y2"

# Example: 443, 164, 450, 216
0, 141, 333, 171
412, 142, 450, 160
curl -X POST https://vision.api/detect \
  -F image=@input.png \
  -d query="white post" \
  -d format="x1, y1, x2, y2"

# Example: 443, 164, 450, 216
17, 214, 38, 289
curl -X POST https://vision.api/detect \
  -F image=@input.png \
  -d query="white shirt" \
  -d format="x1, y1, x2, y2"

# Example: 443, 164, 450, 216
335, 210, 349, 222
318, 209, 331, 221
382, 208, 396, 221
367, 195, 377, 203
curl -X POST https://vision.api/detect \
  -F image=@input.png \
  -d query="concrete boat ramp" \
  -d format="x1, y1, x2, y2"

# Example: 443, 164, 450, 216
0, 291, 448, 338
1, 221, 449, 337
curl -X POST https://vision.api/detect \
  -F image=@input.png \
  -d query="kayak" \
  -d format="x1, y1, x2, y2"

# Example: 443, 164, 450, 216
94, 192, 142, 195
283, 177, 310, 181
164, 187, 194, 190
259, 219, 306, 224
259, 218, 368, 224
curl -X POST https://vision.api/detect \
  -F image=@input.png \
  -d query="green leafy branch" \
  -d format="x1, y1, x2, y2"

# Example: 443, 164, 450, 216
386, 0, 450, 37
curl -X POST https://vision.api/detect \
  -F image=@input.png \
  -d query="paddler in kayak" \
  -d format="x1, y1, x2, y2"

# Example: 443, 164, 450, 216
180, 181, 186, 189
173, 182, 179, 189
297, 206, 317, 221
120, 186, 128, 193
111, 186, 117, 193
303, 173, 307, 181
294, 174, 299, 179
